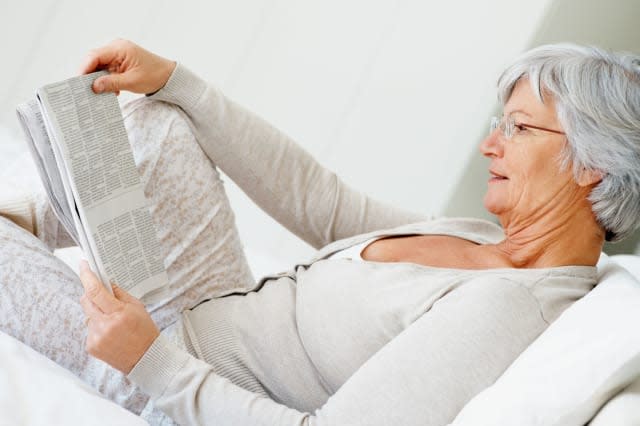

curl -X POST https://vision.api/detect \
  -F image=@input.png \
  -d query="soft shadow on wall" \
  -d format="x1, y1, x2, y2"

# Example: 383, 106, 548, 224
444, 0, 640, 255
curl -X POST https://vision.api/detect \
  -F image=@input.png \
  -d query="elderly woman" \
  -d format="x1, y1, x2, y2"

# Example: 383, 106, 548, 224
1, 40, 639, 425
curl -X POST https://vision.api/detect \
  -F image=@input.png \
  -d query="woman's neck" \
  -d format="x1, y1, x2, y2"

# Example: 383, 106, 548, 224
492, 202, 604, 268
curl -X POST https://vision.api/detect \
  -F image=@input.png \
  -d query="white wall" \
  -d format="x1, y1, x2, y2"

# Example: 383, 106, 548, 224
8, 0, 618, 275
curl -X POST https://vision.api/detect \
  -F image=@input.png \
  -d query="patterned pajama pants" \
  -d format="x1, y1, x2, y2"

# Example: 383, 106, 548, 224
0, 99, 256, 424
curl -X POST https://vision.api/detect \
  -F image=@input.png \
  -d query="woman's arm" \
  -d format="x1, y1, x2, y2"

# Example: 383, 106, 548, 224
82, 40, 426, 249
82, 270, 546, 426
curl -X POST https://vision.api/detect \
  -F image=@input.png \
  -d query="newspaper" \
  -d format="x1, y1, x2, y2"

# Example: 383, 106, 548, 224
16, 72, 168, 303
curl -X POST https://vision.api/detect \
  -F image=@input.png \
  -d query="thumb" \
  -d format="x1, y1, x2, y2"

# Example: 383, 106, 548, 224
111, 283, 140, 304
93, 74, 123, 94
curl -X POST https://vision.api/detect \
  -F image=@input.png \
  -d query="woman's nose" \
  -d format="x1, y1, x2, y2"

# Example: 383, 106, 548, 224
479, 129, 503, 158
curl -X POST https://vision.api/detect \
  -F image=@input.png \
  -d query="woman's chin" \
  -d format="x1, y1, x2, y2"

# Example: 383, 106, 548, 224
483, 197, 505, 216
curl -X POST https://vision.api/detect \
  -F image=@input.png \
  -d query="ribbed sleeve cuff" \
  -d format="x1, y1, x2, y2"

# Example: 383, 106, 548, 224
149, 63, 208, 110
127, 334, 191, 399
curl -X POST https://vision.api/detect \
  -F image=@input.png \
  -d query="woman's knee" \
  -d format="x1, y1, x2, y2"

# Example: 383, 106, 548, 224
122, 98, 220, 186
0, 216, 51, 259
123, 98, 197, 156
0, 216, 81, 299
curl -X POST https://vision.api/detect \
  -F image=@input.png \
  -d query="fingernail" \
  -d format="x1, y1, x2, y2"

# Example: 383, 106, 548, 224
94, 81, 104, 93
79, 260, 88, 272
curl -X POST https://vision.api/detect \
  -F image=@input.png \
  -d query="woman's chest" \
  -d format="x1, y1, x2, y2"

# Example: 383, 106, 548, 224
361, 234, 489, 269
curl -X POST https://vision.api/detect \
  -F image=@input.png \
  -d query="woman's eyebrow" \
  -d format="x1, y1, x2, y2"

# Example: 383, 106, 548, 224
505, 109, 532, 118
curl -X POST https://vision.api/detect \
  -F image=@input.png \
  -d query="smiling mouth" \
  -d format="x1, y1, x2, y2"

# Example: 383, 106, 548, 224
489, 171, 508, 181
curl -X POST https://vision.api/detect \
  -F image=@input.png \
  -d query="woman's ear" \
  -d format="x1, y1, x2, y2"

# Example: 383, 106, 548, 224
577, 168, 604, 187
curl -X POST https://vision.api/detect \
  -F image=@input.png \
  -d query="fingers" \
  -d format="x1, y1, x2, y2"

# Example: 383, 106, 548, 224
78, 42, 122, 75
79, 38, 175, 95
79, 39, 129, 95
79, 261, 122, 314
78, 54, 100, 76
80, 292, 102, 319
80, 281, 160, 374
93, 74, 123, 94
112, 284, 141, 305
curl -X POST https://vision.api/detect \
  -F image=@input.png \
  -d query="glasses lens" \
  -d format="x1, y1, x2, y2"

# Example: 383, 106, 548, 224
490, 116, 499, 135
504, 117, 514, 139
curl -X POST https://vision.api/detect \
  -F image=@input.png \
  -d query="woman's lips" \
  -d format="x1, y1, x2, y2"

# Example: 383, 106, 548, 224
489, 170, 508, 182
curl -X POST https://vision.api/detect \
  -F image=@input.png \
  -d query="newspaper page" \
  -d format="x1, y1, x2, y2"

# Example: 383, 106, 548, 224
16, 100, 80, 245
35, 72, 168, 303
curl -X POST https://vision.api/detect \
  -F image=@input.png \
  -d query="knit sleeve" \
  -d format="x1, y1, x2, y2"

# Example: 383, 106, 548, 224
127, 278, 547, 425
148, 64, 427, 249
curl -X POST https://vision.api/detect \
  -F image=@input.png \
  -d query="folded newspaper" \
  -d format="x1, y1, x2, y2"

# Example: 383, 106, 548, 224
16, 72, 168, 304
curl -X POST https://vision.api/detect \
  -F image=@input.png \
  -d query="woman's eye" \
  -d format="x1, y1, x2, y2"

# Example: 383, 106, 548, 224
514, 124, 528, 133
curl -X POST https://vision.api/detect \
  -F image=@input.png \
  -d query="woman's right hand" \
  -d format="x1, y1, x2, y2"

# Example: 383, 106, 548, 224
79, 39, 176, 96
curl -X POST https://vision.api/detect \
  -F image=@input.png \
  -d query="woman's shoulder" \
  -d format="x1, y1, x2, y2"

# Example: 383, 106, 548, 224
486, 266, 597, 325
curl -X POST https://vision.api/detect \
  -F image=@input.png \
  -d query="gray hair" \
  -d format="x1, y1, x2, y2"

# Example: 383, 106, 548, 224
497, 43, 640, 242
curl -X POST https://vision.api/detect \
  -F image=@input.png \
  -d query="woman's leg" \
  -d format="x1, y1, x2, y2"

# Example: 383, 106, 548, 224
0, 98, 255, 414
123, 98, 255, 329
0, 217, 151, 410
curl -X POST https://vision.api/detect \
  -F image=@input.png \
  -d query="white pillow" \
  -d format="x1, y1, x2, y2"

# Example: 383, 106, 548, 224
449, 254, 640, 426
589, 376, 640, 425
611, 254, 640, 279
0, 331, 147, 426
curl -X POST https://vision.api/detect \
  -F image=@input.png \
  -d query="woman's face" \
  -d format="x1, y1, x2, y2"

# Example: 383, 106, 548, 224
480, 79, 589, 226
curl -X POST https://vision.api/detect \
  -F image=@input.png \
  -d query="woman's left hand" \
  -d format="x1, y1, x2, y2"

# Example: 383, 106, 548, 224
78, 261, 160, 374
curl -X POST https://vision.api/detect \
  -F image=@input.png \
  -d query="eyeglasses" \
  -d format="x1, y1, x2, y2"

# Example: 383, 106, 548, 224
490, 116, 566, 141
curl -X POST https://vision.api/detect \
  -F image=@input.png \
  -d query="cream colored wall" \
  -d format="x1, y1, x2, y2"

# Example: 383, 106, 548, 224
9, 0, 635, 273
